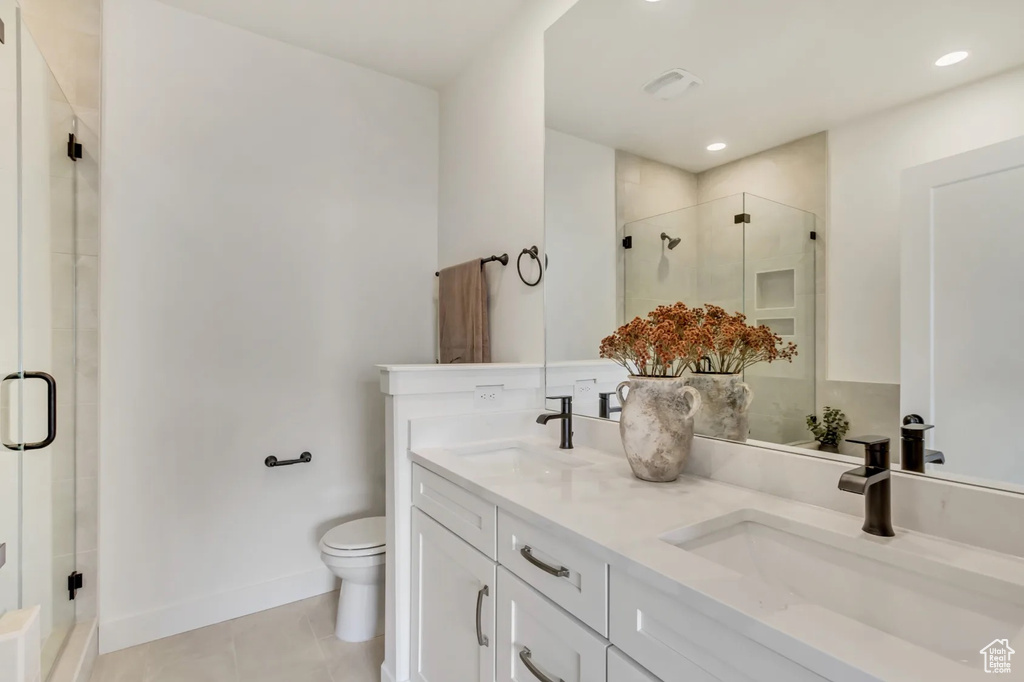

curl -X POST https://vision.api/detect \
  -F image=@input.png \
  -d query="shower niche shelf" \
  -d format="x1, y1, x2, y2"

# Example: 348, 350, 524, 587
756, 269, 795, 309
757, 318, 796, 336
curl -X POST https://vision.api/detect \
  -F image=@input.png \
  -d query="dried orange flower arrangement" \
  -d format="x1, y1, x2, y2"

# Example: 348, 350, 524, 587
599, 303, 797, 377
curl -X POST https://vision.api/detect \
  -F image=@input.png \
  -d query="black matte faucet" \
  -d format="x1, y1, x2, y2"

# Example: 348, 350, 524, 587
839, 436, 894, 537
900, 417, 945, 473
598, 392, 622, 419
537, 396, 573, 449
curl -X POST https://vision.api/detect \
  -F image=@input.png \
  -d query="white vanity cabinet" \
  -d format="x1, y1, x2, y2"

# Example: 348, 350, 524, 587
496, 567, 609, 682
411, 509, 496, 682
413, 461, 823, 682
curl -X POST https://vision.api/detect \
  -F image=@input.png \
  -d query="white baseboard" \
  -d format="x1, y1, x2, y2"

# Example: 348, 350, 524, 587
380, 662, 399, 682
99, 567, 335, 654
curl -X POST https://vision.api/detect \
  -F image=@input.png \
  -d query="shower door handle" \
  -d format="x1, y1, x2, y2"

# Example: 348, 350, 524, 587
2, 371, 57, 451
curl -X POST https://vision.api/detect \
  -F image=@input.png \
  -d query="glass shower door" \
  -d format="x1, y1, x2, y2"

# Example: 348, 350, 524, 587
742, 193, 817, 444
0, 10, 78, 677
0, 4, 21, 623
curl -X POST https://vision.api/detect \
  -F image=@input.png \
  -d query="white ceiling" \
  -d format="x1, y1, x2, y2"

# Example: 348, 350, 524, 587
156, 0, 524, 88
546, 0, 1024, 172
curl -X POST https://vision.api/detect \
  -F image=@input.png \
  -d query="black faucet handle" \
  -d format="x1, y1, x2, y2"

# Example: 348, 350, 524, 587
545, 395, 573, 413
901, 423, 934, 438
846, 435, 890, 446
847, 436, 890, 467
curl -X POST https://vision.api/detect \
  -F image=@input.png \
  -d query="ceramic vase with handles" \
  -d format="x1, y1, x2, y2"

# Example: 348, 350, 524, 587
615, 376, 702, 483
683, 373, 754, 442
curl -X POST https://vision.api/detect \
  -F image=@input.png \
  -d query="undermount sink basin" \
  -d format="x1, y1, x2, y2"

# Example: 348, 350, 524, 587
448, 441, 591, 477
661, 509, 1024, 666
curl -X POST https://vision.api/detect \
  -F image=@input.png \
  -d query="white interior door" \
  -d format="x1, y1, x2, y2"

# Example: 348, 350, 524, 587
901, 134, 1024, 485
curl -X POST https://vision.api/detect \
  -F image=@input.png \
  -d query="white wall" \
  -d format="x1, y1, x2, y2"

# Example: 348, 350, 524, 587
544, 129, 615, 362
438, 0, 579, 364
99, 0, 438, 652
828, 66, 1024, 384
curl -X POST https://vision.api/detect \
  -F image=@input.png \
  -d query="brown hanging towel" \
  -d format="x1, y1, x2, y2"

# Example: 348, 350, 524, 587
438, 260, 491, 363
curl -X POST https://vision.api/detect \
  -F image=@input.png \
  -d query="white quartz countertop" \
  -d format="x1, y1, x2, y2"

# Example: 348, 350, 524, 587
411, 438, 1024, 682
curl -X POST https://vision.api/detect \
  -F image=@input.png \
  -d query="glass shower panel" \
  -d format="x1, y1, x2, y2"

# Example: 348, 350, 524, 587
3, 12, 78, 676
742, 193, 817, 445
623, 194, 744, 321
0, 2, 20, 622
693, 194, 745, 315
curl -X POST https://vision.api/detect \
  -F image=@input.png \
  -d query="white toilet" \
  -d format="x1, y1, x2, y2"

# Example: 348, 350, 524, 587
319, 516, 387, 642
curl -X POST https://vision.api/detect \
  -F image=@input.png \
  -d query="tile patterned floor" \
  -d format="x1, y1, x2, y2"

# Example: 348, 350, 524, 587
89, 591, 383, 682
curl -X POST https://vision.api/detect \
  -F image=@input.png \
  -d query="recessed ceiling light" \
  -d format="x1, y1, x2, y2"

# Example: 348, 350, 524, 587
644, 0, 663, 3
706, 142, 727, 152
935, 51, 969, 67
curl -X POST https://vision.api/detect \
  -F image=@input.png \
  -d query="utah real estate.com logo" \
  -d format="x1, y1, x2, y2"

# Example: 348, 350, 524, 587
981, 639, 1015, 674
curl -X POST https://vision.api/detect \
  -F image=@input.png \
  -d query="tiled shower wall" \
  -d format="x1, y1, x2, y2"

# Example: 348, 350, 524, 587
20, 0, 102, 622
615, 151, 697, 327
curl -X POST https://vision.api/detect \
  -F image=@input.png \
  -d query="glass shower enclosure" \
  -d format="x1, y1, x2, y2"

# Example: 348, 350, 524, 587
1, 8, 80, 678
623, 192, 817, 445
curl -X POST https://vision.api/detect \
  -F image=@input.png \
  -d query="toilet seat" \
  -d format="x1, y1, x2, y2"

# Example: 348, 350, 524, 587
320, 516, 386, 558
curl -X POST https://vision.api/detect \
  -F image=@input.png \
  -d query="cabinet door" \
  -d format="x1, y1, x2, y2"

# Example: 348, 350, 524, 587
412, 509, 496, 682
496, 567, 608, 682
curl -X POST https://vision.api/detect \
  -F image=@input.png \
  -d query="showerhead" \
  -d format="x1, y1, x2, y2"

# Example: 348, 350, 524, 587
661, 232, 682, 250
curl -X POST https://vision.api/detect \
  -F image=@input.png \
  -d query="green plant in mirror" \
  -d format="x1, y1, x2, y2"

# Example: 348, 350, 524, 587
806, 407, 850, 450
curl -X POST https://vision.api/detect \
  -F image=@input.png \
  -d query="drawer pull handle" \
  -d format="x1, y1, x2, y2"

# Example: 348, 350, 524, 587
520, 546, 570, 578
520, 647, 564, 682
475, 585, 489, 647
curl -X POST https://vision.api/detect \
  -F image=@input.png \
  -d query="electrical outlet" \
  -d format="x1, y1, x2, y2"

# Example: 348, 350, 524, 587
574, 379, 597, 399
474, 385, 504, 409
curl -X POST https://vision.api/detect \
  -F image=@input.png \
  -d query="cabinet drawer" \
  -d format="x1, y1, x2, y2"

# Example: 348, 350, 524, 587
610, 568, 827, 682
498, 509, 608, 636
413, 464, 497, 559
497, 567, 608, 682
608, 647, 661, 682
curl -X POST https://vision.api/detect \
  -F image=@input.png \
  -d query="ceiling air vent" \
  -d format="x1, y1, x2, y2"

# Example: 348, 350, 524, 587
642, 68, 703, 100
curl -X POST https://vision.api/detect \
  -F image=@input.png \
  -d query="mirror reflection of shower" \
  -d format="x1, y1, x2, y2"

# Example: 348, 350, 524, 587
624, 193, 817, 445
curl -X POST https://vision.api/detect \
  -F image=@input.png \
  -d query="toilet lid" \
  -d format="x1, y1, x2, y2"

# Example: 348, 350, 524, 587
322, 516, 386, 551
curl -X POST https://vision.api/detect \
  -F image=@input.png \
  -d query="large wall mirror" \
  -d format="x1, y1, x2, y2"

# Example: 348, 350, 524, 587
543, 0, 1024, 493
